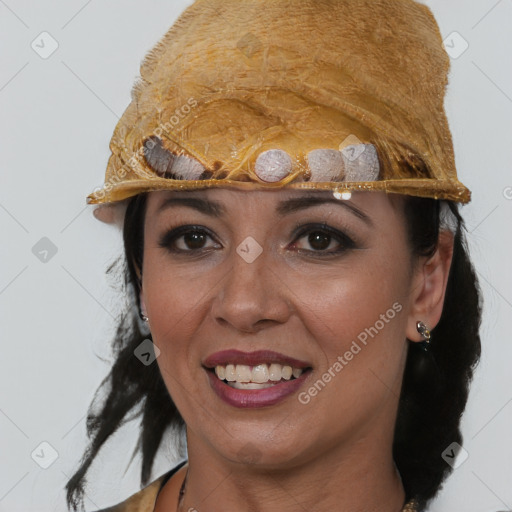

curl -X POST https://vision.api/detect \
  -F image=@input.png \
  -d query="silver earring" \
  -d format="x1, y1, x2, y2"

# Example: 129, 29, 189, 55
416, 321, 431, 351
140, 312, 149, 322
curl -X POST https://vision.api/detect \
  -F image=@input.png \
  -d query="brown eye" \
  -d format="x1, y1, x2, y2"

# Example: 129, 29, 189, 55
305, 231, 334, 251
180, 231, 209, 250
158, 226, 219, 253
292, 223, 356, 255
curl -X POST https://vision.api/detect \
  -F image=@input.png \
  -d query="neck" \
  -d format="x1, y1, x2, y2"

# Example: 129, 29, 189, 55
181, 432, 406, 512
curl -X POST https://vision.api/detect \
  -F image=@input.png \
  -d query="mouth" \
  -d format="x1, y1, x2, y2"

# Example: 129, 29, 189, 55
202, 350, 313, 408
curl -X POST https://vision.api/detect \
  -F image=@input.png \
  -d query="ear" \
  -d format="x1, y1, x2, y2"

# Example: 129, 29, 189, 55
406, 230, 454, 342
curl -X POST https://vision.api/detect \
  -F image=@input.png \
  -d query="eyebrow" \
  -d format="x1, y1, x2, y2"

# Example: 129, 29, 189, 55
157, 194, 373, 225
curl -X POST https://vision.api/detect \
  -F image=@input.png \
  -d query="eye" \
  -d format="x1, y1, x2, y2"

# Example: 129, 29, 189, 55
158, 225, 220, 253
158, 223, 357, 256
291, 223, 356, 255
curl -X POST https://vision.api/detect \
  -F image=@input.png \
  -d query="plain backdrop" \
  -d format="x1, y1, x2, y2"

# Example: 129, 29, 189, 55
1, 1, 511, 511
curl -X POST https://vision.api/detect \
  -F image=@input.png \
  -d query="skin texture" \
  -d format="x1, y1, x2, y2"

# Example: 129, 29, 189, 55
138, 188, 454, 512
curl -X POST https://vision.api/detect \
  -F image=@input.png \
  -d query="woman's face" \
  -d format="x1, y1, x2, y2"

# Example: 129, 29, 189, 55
140, 188, 431, 468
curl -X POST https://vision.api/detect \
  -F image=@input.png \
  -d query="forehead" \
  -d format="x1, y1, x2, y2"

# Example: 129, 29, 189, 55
147, 187, 402, 203
146, 188, 405, 216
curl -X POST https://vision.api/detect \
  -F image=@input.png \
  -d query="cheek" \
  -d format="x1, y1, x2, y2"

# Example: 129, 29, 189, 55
294, 253, 408, 341
141, 249, 225, 393
142, 269, 210, 416
288, 261, 410, 436
143, 246, 221, 328
288, 248, 411, 402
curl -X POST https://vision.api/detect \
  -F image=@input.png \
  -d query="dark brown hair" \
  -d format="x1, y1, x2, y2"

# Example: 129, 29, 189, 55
65, 193, 482, 512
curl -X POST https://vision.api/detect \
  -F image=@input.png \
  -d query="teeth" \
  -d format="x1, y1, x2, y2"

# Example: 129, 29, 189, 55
214, 363, 305, 384
215, 365, 226, 380
229, 381, 276, 390
252, 364, 269, 383
236, 364, 252, 383
225, 364, 236, 381
269, 363, 282, 381
281, 365, 292, 380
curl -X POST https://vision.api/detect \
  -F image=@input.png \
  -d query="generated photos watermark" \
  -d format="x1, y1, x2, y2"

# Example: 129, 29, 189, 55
298, 301, 403, 404
90, 97, 198, 200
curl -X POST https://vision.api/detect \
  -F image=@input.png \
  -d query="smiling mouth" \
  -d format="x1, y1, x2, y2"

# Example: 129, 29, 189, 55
210, 363, 311, 390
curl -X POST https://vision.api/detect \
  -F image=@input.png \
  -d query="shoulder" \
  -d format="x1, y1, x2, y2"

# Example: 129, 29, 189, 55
90, 461, 187, 512
90, 478, 163, 512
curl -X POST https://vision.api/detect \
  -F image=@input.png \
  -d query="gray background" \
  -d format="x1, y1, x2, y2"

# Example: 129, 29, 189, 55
1, 1, 511, 511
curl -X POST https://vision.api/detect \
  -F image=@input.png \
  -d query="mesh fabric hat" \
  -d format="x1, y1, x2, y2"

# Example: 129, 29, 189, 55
87, 0, 471, 223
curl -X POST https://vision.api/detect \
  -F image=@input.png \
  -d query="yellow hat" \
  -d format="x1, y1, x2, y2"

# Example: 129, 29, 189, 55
87, 0, 471, 220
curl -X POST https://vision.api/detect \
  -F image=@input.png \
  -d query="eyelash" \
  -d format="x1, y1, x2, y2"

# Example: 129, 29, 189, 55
158, 222, 357, 258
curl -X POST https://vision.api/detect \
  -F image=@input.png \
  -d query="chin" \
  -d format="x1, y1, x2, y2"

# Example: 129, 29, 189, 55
205, 426, 312, 470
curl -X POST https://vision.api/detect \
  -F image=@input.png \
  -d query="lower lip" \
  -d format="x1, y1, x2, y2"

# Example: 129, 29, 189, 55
205, 368, 311, 408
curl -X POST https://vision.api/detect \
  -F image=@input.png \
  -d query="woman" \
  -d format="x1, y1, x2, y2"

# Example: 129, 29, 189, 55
66, 0, 482, 511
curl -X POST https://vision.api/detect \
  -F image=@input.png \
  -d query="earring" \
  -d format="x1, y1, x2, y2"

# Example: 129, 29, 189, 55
408, 320, 442, 395
140, 312, 149, 322
416, 321, 431, 351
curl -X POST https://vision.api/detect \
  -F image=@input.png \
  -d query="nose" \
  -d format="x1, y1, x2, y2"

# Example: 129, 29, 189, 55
210, 242, 292, 334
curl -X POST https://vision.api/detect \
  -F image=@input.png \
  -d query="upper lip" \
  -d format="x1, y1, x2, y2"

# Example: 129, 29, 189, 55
203, 349, 311, 369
